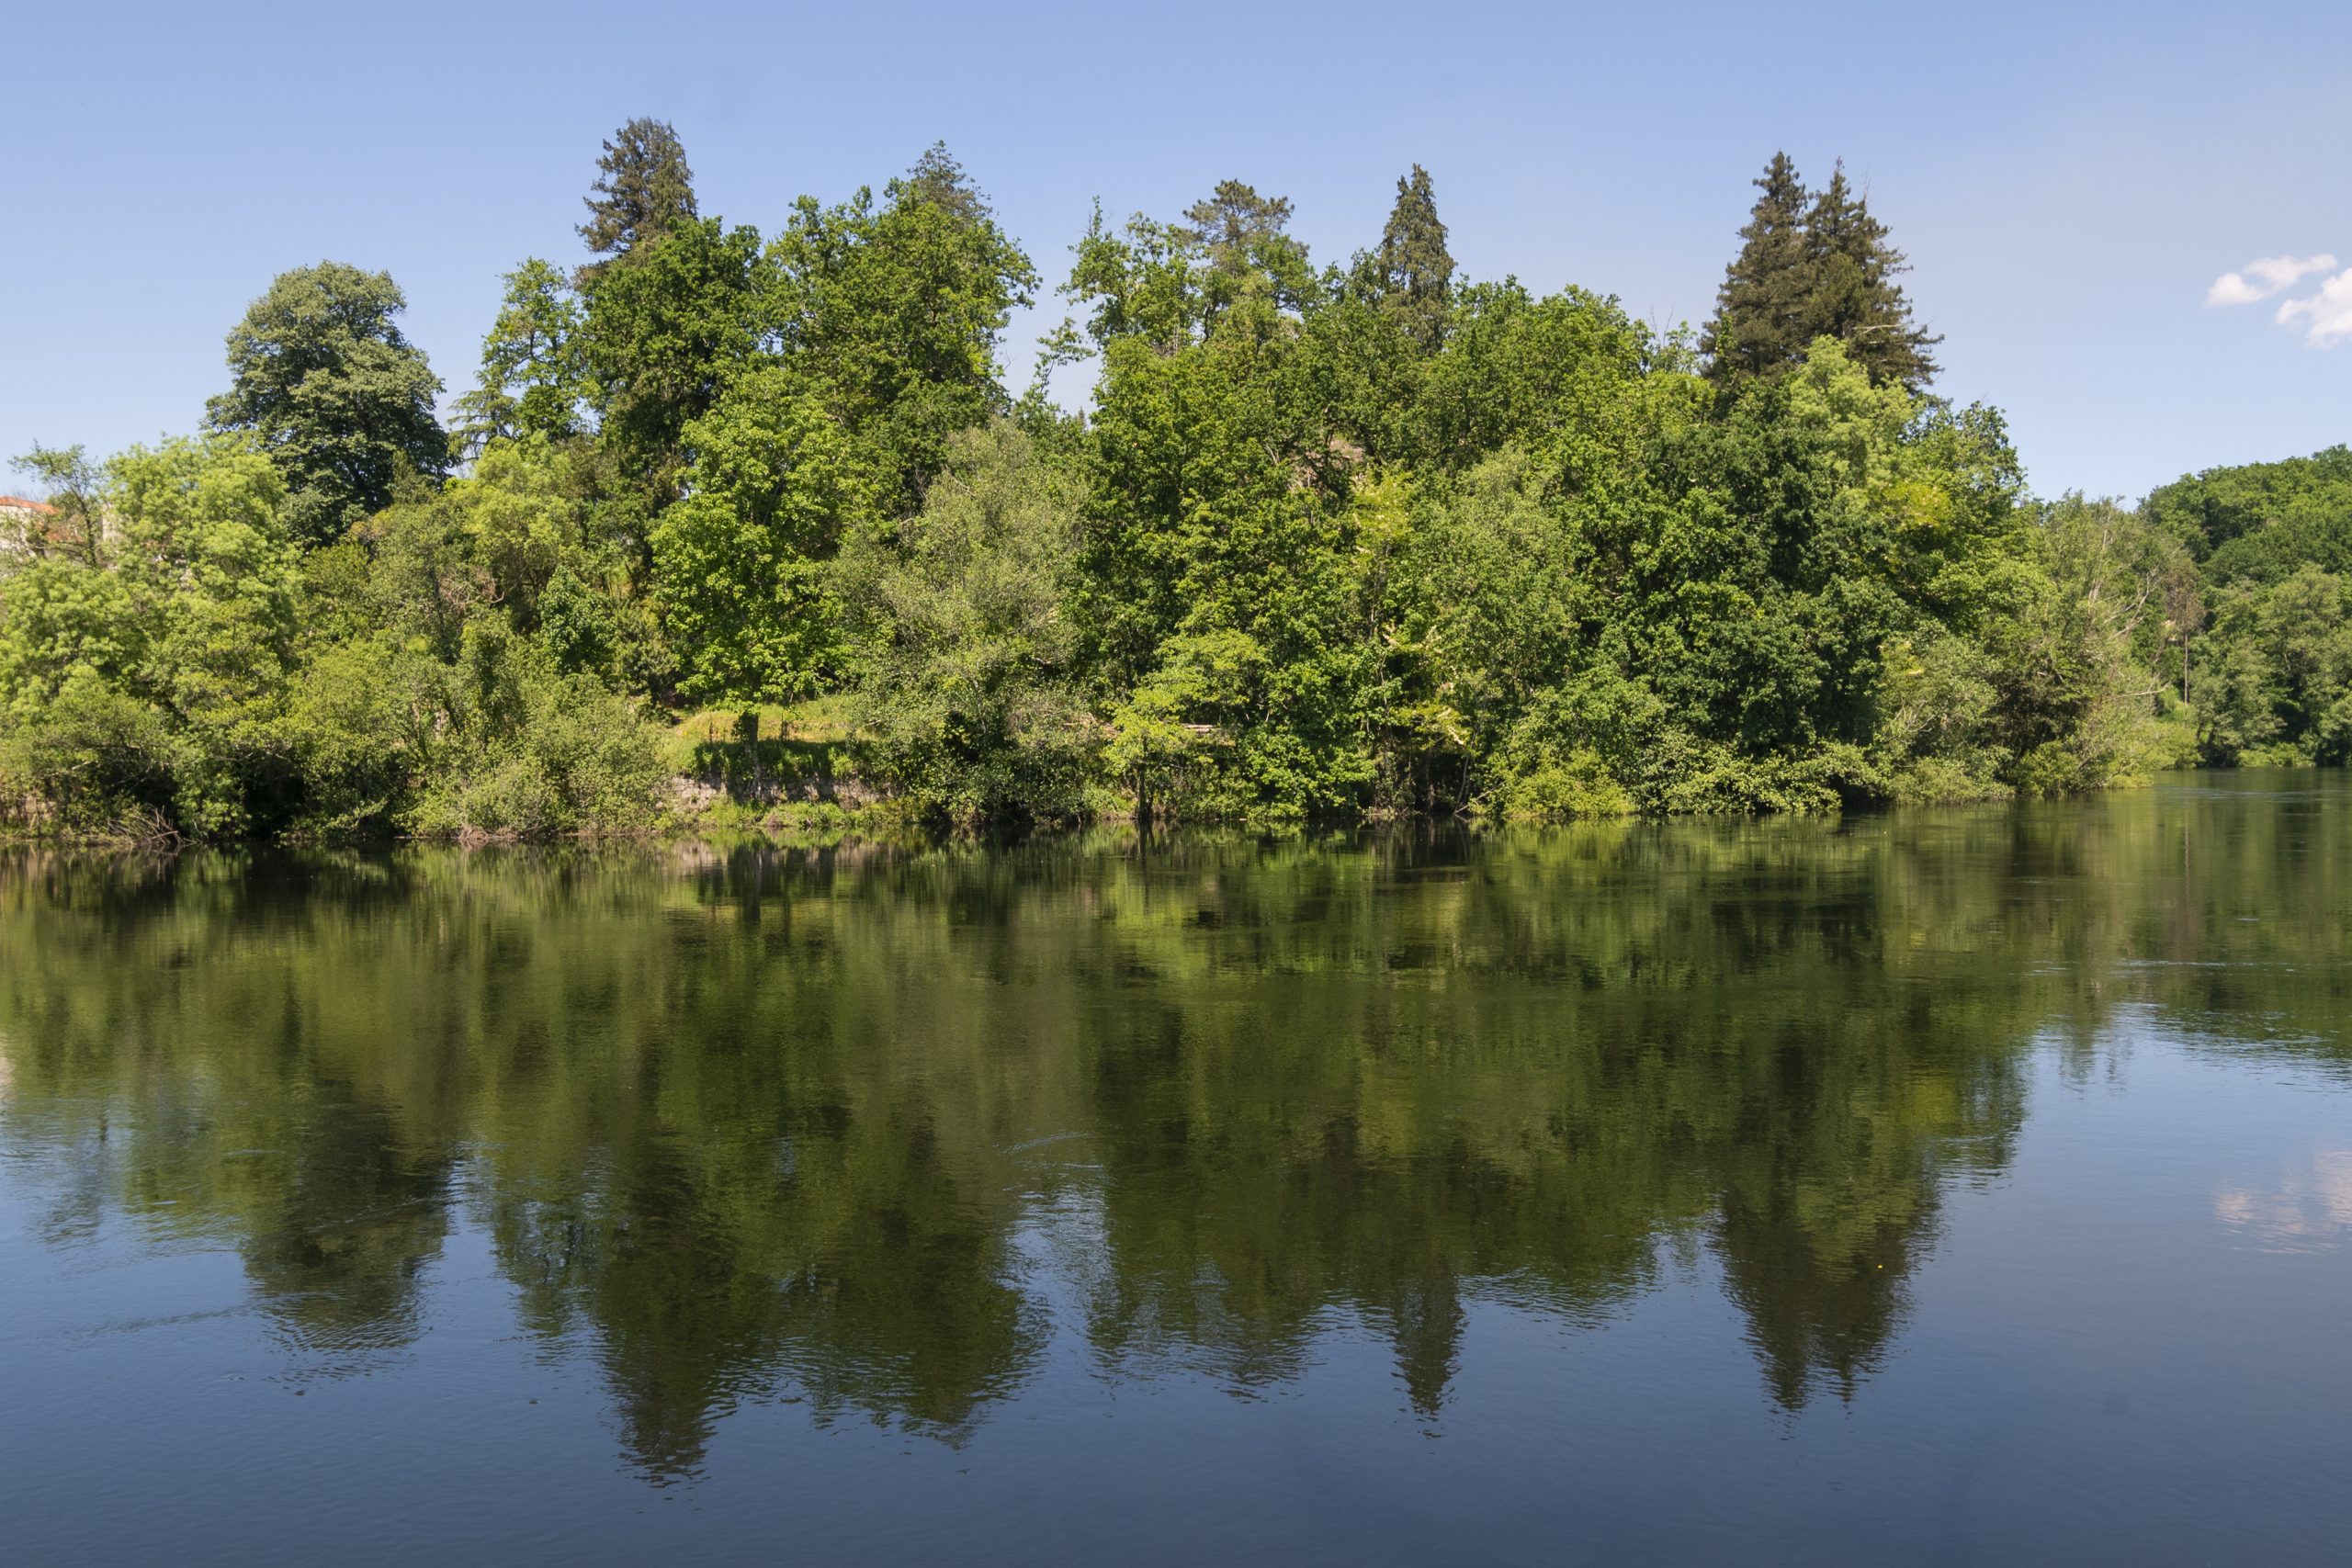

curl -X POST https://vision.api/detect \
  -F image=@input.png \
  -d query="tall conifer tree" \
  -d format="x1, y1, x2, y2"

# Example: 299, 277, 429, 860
1702, 152, 1814, 389
1705, 153, 1941, 393
578, 118, 699, 282
1378, 164, 1454, 351
1803, 162, 1939, 392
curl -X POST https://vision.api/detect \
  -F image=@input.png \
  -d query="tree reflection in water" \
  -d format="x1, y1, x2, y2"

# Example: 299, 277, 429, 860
6, 779, 2349, 1477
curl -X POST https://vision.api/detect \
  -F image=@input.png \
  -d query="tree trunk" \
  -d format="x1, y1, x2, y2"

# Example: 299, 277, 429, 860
738, 709, 763, 798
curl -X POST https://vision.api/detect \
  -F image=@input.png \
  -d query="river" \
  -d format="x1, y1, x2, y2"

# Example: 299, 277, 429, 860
3, 773, 2348, 1562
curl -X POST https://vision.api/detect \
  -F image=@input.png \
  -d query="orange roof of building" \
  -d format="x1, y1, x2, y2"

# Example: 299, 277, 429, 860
0, 496, 59, 514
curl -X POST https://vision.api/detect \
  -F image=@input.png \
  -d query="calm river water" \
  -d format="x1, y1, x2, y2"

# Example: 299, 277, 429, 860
4, 774, 2350, 1563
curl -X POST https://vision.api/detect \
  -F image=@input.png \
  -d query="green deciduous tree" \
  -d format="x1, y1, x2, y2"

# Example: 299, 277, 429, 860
1052, 203, 1204, 356
650, 365, 871, 719
1, 435, 300, 835
204, 263, 447, 546
6, 445, 107, 565
1983, 496, 2185, 790
581, 218, 768, 497
2145, 446, 2352, 763
764, 152, 1038, 512
841, 422, 1094, 823
454, 259, 588, 456
1081, 331, 1374, 818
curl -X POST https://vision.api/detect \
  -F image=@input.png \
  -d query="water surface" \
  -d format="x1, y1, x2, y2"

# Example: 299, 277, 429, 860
5, 775, 2350, 1563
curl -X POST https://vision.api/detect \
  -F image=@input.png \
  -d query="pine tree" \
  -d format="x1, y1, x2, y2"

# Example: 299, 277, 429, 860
904, 141, 987, 226
1702, 152, 1814, 389
1180, 179, 1299, 279
1377, 164, 1454, 352
1176, 179, 1314, 329
578, 118, 698, 282
1803, 162, 1939, 392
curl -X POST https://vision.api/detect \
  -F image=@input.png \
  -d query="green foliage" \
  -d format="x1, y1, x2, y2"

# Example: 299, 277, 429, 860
454, 259, 588, 455
2146, 447, 2352, 763
404, 620, 669, 839
1407, 281, 1668, 468
842, 422, 1094, 824
1080, 321, 1374, 820
0, 436, 296, 834
1802, 164, 1940, 392
1052, 177, 1314, 363
2194, 567, 2352, 764
0, 555, 139, 712
1702, 153, 1939, 394
764, 151, 1038, 512
1701, 152, 1812, 388
577, 117, 698, 277
2145, 445, 2352, 574
1175, 178, 1316, 337
581, 217, 769, 495
7, 136, 2299, 840
652, 365, 871, 711
1376, 164, 1454, 352
6, 445, 106, 564
1994, 496, 2188, 790
0, 429, 667, 841
204, 262, 447, 545
1051, 204, 1203, 355
1870, 631, 2007, 801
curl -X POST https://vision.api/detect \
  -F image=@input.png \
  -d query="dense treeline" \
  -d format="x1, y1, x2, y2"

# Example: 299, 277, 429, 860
0, 122, 2329, 840
2147, 446, 2352, 762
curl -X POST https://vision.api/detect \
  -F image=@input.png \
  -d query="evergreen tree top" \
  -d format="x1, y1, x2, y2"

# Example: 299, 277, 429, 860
1179, 179, 1298, 277
902, 141, 991, 225
1379, 164, 1455, 352
1702, 152, 1939, 396
579, 118, 699, 279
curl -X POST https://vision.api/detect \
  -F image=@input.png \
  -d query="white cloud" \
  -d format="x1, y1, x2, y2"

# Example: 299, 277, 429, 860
2277, 267, 2352, 346
2216, 1150, 2352, 1254
2207, 253, 2338, 307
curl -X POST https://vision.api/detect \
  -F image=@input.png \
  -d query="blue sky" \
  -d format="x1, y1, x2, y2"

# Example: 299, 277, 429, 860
4, 0, 2346, 502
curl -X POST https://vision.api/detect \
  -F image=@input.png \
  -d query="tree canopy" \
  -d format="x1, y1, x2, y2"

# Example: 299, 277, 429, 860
203, 262, 447, 546
0, 124, 2275, 843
